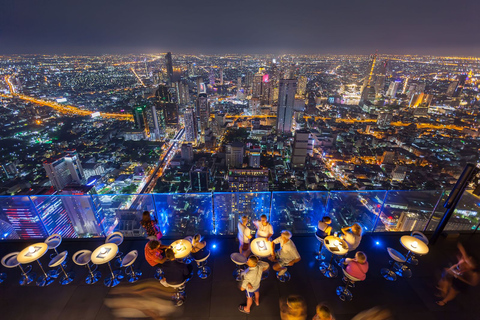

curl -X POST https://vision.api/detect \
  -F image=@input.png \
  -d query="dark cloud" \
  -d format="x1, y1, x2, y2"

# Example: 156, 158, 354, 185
1, 0, 479, 55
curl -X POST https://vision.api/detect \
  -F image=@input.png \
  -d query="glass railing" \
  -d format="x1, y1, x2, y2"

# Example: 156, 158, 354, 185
0, 189, 478, 240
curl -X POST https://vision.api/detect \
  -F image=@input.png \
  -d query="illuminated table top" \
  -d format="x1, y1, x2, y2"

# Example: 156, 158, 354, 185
17, 243, 48, 264
324, 236, 349, 256
170, 239, 193, 259
400, 235, 429, 255
250, 237, 273, 258
91, 243, 118, 265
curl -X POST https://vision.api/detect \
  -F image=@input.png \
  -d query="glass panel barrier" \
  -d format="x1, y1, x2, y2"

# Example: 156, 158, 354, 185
30, 195, 78, 238
326, 191, 387, 233
270, 191, 328, 234
92, 194, 155, 237
375, 190, 444, 232
0, 196, 48, 239
214, 192, 271, 235
444, 190, 480, 232
424, 191, 448, 232
153, 193, 213, 237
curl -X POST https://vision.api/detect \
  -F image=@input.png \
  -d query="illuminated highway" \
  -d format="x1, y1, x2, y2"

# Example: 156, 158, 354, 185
2, 75, 133, 121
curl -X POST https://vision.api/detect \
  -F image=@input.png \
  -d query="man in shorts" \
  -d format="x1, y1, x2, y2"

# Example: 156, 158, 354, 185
270, 230, 301, 276
238, 255, 269, 314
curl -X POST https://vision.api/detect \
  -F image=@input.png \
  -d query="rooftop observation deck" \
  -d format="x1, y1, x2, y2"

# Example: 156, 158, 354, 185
0, 233, 479, 320
0, 190, 479, 319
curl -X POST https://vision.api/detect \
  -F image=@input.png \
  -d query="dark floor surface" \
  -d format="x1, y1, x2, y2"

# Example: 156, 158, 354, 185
0, 232, 479, 320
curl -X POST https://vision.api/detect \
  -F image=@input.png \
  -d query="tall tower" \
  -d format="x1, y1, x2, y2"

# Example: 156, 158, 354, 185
252, 73, 263, 98
184, 108, 198, 143
43, 150, 85, 191
374, 60, 387, 95
196, 93, 210, 136
156, 85, 179, 129
276, 79, 297, 134
165, 52, 174, 84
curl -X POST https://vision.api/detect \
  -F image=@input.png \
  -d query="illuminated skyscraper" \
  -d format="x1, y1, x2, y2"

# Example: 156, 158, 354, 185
291, 130, 310, 169
184, 108, 198, 143
226, 142, 244, 168
156, 85, 179, 128
196, 93, 210, 135
43, 151, 85, 191
146, 105, 163, 141
165, 52, 174, 84
276, 79, 297, 134
374, 60, 387, 95
453, 74, 467, 97
446, 81, 459, 96
297, 75, 307, 96
132, 105, 150, 135
360, 53, 377, 104
181, 143, 194, 163
1, 196, 48, 239
252, 73, 263, 98
386, 81, 400, 98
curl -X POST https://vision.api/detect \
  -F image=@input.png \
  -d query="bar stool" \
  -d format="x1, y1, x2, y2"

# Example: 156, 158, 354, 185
1, 252, 36, 286
315, 234, 326, 261
407, 231, 429, 265
194, 251, 211, 279
48, 251, 75, 285
121, 250, 142, 283
336, 268, 362, 301
72, 250, 101, 284
276, 268, 291, 282
160, 279, 187, 306
45, 234, 63, 278
183, 236, 194, 264
230, 253, 247, 281
381, 247, 410, 281
106, 232, 124, 266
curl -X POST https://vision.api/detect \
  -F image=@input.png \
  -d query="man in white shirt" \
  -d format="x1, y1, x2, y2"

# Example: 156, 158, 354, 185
269, 230, 301, 276
238, 215, 252, 257
253, 214, 274, 240
238, 256, 269, 314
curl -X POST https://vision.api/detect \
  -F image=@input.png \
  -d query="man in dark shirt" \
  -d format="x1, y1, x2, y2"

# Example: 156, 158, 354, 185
161, 248, 190, 285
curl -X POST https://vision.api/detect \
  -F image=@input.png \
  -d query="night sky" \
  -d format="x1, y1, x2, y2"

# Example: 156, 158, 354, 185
1, 0, 479, 55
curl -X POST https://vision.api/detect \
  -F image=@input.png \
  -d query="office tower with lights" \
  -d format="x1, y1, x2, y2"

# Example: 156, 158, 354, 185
165, 52, 174, 84
146, 105, 163, 140
30, 195, 77, 238
226, 142, 244, 168
291, 130, 310, 169
43, 150, 85, 191
196, 93, 210, 136
132, 105, 150, 133
175, 81, 190, 106
386, 81, 400, 98
276, 79, 297, 134
375, 60, 387, 95
377, 112, 393, 127
453, 74, 467, 97
248, 145, 261, 168
228, 169, 269, 192
252, 73, 263, 98
184, 108, 198, 143
156, 85, 179, 128
190, 163, 209, 192
360, 54, 377, 104
446, 81, 459, 96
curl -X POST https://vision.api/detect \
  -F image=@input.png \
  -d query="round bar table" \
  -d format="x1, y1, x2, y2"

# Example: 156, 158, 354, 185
400, 235, 429, 268
170, 239, 193, 259
320, 235, 349, 278
17, 243, 52, 287
91, 243, 120, 287
250, 237, 273, 258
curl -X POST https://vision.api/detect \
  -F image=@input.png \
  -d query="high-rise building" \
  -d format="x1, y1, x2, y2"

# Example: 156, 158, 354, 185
132, 105, 149, 135
184, 108, 198, 143
174, 81, 190, 106
386, 81, 400, 98
276, 79, 297, 134
156, 85, 179, 128
252, 73, 263, 98
181, 143, 194, 163
145, 104, 163, 140
226, 142, 244, 168
228, 169, 269, 192
1, 196, 48, 238
374, 60, 388, 95
196, 93, 210, 135
248, 145, 261, 168
297, 75, 307, 96
165, 52, 174, 84
446, 81, 459, 96
291, 130, 310, 169
219, 68, 224, 86
409, 93, 433, 108
453, 74, 467, 97
43, 151, 85, 191
360, 53, 377, 104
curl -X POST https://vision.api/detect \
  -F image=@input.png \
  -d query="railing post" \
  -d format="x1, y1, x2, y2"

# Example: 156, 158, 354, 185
211, 191, 215, 235
424, 190, 444, 232
268, 191, 273, 221
372, 191, 389, 232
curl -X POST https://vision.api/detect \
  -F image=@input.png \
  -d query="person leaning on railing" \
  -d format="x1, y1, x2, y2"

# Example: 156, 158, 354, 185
140, 211, 162, 241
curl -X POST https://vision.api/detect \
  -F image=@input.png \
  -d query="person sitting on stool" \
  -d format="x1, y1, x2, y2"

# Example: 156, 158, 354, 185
269, 230, 301, 277
343, 251, 369, 281
162, 249, 191, 285
316, 216, 332, 239
144, 240, 169, 267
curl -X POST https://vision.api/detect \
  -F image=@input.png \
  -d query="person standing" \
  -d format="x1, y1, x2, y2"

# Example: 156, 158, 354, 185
270, 230, 301, 276
140, 211, 162, 240
238, 255, 269, 314
253, 214, 274, 240
280, 295, 307, 320
238, 215, 252, 257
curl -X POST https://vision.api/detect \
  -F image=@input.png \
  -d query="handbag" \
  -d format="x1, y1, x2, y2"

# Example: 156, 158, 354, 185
152, 221, 163, 240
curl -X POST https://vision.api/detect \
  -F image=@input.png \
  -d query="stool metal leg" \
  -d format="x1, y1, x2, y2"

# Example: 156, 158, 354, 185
127, 264, 142, 283
233, 264, 243, 281
85, 264, 101, 284
315, 241, 325, 261
197, 261, 211, 279
36, 260, 54, 287
18, 265, 36, 286
381, 260, 397, 281
0, 272, 6, 284
276, 270, 291, 282
104, 261, 121, 287
59, 264, 75, 285
320, 254, 338, 278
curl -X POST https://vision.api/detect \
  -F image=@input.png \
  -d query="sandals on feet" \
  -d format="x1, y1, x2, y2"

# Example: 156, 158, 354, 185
238, 305, 250, 314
